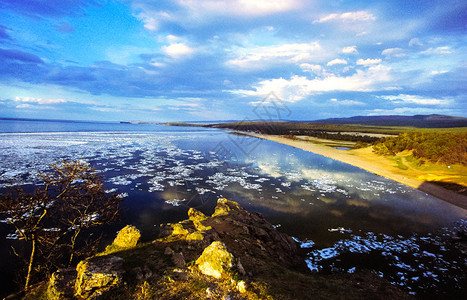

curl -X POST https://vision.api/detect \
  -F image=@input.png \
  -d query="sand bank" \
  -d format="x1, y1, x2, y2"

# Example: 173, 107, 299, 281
249, 133, 467, 210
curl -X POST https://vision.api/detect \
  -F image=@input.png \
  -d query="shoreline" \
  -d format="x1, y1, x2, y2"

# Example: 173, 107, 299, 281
246, 133, 467, 210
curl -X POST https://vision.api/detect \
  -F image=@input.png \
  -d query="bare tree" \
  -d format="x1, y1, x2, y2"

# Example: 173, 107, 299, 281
0, 160, 121, 290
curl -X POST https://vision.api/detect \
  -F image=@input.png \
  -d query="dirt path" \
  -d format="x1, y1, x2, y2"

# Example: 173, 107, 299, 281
249, 133, 467, 210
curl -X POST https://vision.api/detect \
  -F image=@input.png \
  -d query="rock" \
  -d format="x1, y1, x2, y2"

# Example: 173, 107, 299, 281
172, 252, 186, 268
188, 208, 212, 231
75, 255, 124, 299
212, 198, 242, 217
112, 225, 141, 249
47, 268, 77, 300
187, 231, 204, 240
188, 207, 208, 222
195, 241, 234, 279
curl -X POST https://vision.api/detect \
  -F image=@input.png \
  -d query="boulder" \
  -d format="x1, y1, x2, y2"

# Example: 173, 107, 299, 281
74, 255, 124, 298
112, 225, 141, 249
195, 241, 234, 279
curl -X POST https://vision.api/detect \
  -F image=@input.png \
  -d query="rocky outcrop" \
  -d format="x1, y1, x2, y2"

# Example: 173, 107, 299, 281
74, 255, 124, 299
41, 198, 410, 300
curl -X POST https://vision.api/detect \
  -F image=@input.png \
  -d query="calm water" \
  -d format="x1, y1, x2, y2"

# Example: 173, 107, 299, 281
0, 119, 466, 297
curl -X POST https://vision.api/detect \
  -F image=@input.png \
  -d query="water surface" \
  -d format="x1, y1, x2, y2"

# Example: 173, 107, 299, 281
0, 119, 465, 297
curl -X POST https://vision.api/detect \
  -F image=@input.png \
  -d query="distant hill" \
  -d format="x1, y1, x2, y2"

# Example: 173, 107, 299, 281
310, 114, 467, 128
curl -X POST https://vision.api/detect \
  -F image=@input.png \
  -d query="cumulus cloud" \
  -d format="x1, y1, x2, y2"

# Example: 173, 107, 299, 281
327, 59, 347, 66
135, 10, 172, 32
379, 94, 448, 105
177, 0, 300, 16
356, 58, 382, 66
341, 46, 358, 54
300, 63, 323, 73
163, 43, 195, 59
381, 48, 406, 57
227, 42, 325, 69
420, 46, 454, 55
330, 98, 364, 106
236, 64, 393, 102
134, 0, 300, 31
14, 96, 66, 104
408, 38, 423, 47
313, 11, 376, 23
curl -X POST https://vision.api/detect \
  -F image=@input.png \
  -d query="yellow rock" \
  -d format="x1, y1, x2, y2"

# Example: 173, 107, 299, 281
171, 223, 190, 235
112, 225, 141, 249
74, 256, 124, 298
212, 198, 241, 217
187, 231, 204, 240
195, 241, 234, 279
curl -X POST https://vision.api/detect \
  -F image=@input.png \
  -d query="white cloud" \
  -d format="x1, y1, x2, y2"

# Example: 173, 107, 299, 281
356, 58, 382, 66
408, 38, 423, 47
430, 70, 448, 75
166, 35, 180, 43
16, 104, 32, 109
341, 46, 358, 54
90, 106, 122, 112
227, 42, 326, 69
327, 58, 347, 66
379, 94, 448, 105
14, 96, 66, 104
177, 0, 300, 16
313, 11, 376, 23
381, 48, 406, 57
367, 107, 451, 116
163, 43, 195, 59
300, 63, 323, 73
135, 10, 172, 32
236, 64, 393, 102
330, 98, 364, 106
420, 46, 454, 55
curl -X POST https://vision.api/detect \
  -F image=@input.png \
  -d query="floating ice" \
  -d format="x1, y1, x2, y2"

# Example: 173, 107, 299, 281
328, 227, 352, 234
165, 199, 186, 207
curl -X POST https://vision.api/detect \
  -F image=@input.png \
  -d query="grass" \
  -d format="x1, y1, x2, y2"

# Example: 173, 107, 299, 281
391, 157, 409, 170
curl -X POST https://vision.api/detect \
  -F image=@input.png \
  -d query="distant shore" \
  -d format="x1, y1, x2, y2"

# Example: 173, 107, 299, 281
247, 133, 467, 210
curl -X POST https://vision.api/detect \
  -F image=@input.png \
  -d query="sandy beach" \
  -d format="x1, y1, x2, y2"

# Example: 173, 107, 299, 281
249, 133, 467, 210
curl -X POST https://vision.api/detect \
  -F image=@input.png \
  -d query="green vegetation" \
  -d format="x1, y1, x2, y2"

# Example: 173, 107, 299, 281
373, 132, 467, 165
208, 122, 392, 143
391, 157, 409, 170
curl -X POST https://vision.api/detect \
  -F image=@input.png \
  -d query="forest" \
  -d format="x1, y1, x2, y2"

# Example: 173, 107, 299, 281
372, 132, 467, 165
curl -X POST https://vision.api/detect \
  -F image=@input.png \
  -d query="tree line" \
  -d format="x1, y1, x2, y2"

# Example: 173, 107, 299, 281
208, 122, 381, 144
372, 132, 467, 165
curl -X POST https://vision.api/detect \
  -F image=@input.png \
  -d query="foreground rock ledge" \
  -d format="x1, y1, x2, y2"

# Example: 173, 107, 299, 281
38, 198, 410, 299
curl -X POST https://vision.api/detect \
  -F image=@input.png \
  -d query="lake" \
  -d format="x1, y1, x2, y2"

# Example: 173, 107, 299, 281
0, 118, 466, 297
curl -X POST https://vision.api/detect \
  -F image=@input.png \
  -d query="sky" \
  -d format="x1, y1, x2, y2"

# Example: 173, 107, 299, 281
0, 0, 466, 122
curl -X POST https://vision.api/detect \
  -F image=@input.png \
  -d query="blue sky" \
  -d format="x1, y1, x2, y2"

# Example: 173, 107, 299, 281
0, 0, 466, 122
